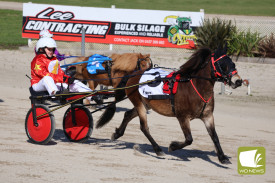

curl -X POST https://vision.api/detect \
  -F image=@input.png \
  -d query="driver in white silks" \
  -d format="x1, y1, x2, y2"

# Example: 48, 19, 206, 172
30, 37, 94, 101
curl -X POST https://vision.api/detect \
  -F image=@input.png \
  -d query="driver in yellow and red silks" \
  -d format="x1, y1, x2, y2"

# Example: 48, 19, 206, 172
30, 37, 93, 99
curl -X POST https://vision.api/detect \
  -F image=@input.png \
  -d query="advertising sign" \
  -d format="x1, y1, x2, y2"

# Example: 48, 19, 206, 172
22, 3, 204, 49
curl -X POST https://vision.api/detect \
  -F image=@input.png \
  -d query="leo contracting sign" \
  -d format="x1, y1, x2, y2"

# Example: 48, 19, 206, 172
22, 3, 204, 49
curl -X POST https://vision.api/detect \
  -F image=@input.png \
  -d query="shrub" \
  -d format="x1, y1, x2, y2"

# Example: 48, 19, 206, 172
257, 33, 275, 58
195, 18, 236, 51
227, 29, 263, 58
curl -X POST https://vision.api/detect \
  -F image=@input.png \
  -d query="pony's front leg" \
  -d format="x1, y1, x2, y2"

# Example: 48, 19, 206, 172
202, 114, 231, 164
169, 117, 193, 152
111, 108, 138, 140
87, 80, 97, 90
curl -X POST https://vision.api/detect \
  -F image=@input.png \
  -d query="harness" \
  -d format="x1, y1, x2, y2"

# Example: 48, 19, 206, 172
104, 60, 113, 86
190, 79, 212, 118
107, 56, 153, 87
163, 53, 237, 117
163, 72, 181, 114
211, 53, 238, 82
137, 56, 153, 70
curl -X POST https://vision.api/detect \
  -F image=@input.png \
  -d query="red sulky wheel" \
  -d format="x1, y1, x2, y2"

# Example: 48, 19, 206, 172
25, 104, 55, 144
63, 104, 93, 142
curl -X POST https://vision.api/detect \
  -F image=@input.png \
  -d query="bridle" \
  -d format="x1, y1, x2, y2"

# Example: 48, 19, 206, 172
137, 56, 153, 71
190, 53, 238, 117
211, 53, 238, 84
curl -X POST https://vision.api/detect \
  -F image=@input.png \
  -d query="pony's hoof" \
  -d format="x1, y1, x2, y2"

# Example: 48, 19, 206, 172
111, 133, 116, 141
156, 151, 165, 156
219, 156, 231, 164
221, 159, 231, 164
168, 141, 180, 152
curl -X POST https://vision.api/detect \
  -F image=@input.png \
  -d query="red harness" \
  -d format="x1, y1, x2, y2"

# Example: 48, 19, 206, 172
211, 54, 238, 78
190, 79, 212, 103
163, 72, 212, 107
163, 72, 181, 94
211, 54, 226, 77
162, 54, 237, 115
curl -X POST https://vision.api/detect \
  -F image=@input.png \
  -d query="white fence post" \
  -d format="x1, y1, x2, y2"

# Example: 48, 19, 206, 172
28, 38, 32, 47
246, 79, 251, 95
109, 5, 115, 51
219, 83, 225, 95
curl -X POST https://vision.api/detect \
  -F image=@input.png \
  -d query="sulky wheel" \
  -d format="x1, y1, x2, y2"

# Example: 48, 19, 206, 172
25, 104, 55, 144
63, 104, 93, 142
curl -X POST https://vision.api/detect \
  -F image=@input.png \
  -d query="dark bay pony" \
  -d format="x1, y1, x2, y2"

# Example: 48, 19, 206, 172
73, 53, 152, 122
100, 47, 242, 164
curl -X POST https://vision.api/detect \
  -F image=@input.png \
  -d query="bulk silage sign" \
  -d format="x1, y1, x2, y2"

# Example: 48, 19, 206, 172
22, 3, 204, 49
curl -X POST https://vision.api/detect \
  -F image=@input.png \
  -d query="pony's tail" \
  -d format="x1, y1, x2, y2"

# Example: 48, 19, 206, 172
96, 103, 117, 128
95, 89, 126, 128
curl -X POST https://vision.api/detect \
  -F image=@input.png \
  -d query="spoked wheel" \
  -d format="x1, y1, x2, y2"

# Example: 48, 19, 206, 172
63, 104, 93, 142
25, 104, 55, 144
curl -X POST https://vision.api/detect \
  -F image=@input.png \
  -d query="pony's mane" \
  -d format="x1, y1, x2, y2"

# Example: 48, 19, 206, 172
176, 47, 212, 76
111, 53, 148, 72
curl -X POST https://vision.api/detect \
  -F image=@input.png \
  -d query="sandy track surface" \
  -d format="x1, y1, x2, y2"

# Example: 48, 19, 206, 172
0, 49, 274, 182
1, 1, 275, 182
0, 1, 22, 10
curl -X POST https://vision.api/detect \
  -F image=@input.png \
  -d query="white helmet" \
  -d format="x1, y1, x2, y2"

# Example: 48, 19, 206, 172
39, 29, 53, 38
36, 37, 57, 52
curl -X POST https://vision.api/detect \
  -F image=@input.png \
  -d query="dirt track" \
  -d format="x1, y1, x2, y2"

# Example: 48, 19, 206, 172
0, 48, 275, 182
1, 1, 275, 182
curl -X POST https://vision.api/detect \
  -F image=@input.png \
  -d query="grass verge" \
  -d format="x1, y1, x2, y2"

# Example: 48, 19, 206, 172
0, 9, 27, 49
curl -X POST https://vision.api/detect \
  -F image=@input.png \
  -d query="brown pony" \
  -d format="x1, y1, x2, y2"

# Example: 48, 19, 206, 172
73, 53, 152, 122
74, 53, 151, 90
98, 47, 243, 164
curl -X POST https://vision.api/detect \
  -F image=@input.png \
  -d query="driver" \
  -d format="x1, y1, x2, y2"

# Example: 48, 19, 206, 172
35, 29, 69, 61
30, 37, 94, 99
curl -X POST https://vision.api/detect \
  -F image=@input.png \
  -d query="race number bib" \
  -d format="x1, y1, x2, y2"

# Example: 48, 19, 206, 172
48, 60, 59, 74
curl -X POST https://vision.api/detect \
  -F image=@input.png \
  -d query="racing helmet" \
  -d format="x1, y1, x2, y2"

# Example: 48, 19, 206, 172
36, 37, 57, 52
39, 29, 53, 38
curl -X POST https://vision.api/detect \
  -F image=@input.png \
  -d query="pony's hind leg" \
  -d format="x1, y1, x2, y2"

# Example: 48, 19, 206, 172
202, 114, 231, 164
137, 105, 164, 156
169, 117, 193, 152
113, 103, 164, 156
111, 108, 138, 140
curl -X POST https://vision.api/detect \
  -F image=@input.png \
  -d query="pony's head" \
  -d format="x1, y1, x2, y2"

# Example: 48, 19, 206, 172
111, 53, 152, 73
212, 47, 242, 89
137, 53, 152, 71
177, 46, 242, 89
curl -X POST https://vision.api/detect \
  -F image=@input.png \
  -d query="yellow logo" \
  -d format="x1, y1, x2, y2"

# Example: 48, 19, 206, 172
34, 64, 41, 71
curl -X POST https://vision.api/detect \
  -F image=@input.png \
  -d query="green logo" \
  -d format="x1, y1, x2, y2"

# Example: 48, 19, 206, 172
238, 147, 265, 175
